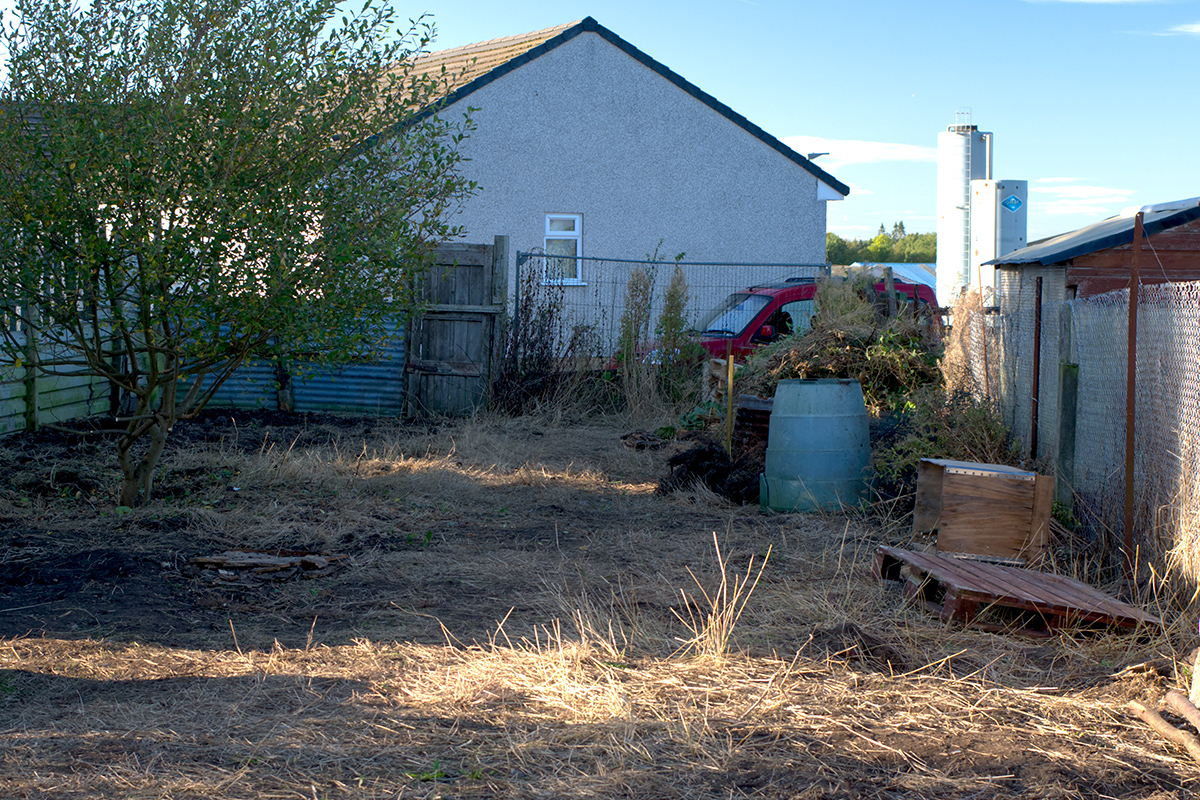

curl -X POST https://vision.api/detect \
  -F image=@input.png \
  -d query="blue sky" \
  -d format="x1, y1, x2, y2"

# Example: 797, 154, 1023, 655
2, 0, 1195, 241
418, 0, 1200, 241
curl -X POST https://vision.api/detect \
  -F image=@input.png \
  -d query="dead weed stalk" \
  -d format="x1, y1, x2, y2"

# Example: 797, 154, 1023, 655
672, 531, 771, 659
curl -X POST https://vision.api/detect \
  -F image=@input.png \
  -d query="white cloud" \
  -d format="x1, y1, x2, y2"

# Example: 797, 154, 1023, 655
1170, 21, 1200, 34
1029, 179, 1135, 216
843, 182, 874, 196
781, 135, 936, 170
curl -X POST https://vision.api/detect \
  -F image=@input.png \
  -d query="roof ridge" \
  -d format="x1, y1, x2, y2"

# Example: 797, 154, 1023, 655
405, 17, 849, 197
420, 20, 581, 61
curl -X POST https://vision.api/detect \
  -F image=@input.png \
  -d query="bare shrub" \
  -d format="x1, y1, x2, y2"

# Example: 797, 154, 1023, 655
737, 277, 941, 413
491, 265, 569, 415
941, 289, 999, 400
616, 265, 660, 419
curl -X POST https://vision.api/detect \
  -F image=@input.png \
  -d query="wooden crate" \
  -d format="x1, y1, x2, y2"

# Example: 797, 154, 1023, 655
913, 459, 1054, 565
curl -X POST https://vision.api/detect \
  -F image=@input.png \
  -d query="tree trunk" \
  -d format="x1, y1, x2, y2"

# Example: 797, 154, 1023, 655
117, 416, 169, 507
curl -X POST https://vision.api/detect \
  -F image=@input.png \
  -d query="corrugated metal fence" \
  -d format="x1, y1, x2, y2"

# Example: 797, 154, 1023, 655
193, 320, 408, 416
0, 359, 110, 435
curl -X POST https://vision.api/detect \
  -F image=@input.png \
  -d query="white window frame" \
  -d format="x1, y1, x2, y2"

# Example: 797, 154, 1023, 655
543, 213, 584, 285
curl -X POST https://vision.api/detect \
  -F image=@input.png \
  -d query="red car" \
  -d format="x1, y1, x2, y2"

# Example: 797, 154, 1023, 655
695, 277, 939, 360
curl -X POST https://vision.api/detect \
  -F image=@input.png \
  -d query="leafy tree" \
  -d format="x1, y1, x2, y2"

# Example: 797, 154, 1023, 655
866, 233, 893, 262
894, 231, 936, 263
825, 232, 864, 265
0, 0, 475, 505
826, 224, 935, 265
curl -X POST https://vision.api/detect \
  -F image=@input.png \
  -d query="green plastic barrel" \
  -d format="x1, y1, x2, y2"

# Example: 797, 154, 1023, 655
759, 379, 871, 512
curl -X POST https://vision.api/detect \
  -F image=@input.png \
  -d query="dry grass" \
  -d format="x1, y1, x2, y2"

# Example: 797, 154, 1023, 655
1, 410, 1198, 798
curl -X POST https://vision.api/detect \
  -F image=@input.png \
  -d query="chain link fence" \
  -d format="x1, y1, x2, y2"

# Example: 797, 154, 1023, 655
955, 272, 1200, 580
1069, 282, 1200, 576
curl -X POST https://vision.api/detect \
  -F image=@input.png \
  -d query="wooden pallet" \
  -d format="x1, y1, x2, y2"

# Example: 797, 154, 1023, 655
874, 546, 1162, 635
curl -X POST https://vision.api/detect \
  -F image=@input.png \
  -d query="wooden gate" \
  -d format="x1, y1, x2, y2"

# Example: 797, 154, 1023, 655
405, 236, 508, 416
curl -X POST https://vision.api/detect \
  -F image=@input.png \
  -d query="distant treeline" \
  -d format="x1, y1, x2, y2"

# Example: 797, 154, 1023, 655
826, 222, 935, 265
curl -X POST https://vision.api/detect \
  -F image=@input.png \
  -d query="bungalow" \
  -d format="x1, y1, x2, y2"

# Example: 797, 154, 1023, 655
412, 17, 848, 324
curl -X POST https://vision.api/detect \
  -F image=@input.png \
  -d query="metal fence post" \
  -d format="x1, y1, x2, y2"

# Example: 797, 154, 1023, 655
514, 252, 528, 332
1123, 212, 1144, 581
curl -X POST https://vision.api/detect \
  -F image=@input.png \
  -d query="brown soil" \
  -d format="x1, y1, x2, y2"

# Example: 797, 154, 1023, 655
0, 408, 1194, 798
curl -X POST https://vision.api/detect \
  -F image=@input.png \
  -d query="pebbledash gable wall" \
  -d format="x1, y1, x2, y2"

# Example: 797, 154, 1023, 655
434, 28, 830, 287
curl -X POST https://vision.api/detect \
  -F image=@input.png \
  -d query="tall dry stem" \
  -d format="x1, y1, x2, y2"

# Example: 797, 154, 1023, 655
672, 531, 771, 658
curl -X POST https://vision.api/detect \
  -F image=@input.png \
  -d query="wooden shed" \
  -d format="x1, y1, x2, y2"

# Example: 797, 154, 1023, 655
987, 197, 1200, 298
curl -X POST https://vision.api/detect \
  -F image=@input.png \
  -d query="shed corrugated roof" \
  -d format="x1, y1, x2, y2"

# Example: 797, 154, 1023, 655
408, 17, 849, 198
987, 198, 1200, 267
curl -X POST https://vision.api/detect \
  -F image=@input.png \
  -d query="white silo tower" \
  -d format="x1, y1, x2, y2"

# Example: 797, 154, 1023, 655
936, 112, 991, 306
970, 179, 1028, 297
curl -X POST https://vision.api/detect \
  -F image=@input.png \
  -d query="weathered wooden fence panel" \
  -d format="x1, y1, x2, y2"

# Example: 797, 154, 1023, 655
405, 237, 507, 416
0, 341, 110, 435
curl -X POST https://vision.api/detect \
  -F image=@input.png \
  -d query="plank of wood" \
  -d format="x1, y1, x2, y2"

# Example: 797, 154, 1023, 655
937, 471, 1035, 558
1030, 572, 1158, 624
925, 554, 1143, 626
912, 461, 944, 533
1026, 475, 1055, 562
883, 547, 1034, 603
422, 304, 504, 315
940, 565, 1040, 607
407, 358, 483, 377
875, 546, 1161, 630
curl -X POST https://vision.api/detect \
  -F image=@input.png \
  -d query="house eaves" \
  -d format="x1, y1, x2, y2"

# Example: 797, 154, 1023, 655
987, 197, 1200, 267
410, 17, 850, 198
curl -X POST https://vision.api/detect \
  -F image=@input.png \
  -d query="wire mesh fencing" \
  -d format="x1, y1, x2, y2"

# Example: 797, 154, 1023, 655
513, 252, 827, 358
1067, 282, 1200, 577
964, 275, 1200, 580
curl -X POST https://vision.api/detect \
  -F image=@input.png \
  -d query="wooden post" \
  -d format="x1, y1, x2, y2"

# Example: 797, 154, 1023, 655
725, 337, 734, 456
1030, 276, 1043, 459
22, 304, 39, 432
1057, 363, 1079, 507
492, 235, 510, 379
275, 357, 294, 412
883, 267, 897, 318
1123, 212, 1143, 582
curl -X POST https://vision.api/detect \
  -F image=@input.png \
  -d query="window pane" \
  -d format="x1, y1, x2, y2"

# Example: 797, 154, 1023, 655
779, 300, 817, 334
545, 238, 578, 280
695, 294, 771, 336
548, 217, 576, 232
546, 238, 577, 258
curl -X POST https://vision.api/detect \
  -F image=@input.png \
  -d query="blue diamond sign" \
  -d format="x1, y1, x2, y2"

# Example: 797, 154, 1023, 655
1002, 194, 1024, 213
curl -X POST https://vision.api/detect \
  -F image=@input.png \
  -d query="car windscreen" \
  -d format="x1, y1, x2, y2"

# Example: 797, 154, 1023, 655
695, 293, 771, 337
